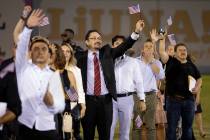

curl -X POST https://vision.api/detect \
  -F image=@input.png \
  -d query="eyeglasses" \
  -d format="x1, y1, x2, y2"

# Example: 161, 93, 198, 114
88, 37, 102, 41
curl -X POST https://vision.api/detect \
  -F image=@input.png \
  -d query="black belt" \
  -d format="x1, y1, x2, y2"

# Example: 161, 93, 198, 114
117, 92, 136, 98
169, 95, 186, 101
86, 94, 110, 100
145, 90, 156, 95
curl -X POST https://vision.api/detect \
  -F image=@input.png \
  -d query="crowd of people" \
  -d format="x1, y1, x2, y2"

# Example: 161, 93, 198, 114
0, 4, 206, 140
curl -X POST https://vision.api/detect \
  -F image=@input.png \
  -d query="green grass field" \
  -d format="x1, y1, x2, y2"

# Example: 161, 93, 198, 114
92, 75, 210, 140
194, 75, 210, 140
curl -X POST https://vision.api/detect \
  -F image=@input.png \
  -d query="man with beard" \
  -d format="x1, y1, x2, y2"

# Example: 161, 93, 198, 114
159, 39, 202, 140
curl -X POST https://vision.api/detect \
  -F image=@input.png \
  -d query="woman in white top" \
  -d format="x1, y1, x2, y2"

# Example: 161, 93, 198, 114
61, 43, 86, 140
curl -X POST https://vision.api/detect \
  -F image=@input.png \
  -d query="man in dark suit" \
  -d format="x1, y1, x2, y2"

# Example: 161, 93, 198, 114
76, 20, 145, 140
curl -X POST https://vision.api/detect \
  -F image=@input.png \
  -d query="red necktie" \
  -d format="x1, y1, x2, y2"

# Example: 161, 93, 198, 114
93, 53, 101, 96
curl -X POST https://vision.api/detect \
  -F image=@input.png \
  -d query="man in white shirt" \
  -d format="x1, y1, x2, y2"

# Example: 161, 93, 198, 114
136, 39, 165, 140
110, 35, 146, 140
15, 9, 65, 140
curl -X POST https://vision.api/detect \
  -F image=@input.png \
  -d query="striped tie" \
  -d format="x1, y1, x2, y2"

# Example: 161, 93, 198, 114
93, 53, 101, 96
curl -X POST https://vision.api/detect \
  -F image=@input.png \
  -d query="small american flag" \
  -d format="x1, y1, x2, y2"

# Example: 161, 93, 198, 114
168, 34, 176, 45
135, 115, 143, 128
128, 4, 140, 14
65, 87, 78, 102
167, 16, 172, 26
40, 17, 50, 27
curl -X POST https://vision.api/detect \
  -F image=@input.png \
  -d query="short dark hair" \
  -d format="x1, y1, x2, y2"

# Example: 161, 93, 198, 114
30, 36, 50, 50
174, 43, 187, 52
144, 38, 153, 43
65, 28, 74, 35
112, 35, 126, 45
85, 29, 101, 40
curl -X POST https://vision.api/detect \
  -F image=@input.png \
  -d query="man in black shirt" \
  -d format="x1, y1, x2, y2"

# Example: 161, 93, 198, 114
159, 40, 202, 140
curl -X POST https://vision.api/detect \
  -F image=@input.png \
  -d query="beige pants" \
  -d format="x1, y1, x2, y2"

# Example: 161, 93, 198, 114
132, 93, 157, 140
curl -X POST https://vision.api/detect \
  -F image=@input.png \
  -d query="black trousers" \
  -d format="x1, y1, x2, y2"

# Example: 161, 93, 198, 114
73, 118, 82, 139
0, 120, 19, 140
81, 94, 113, 140
19, 123, 59, 140
0, 130, 7, 140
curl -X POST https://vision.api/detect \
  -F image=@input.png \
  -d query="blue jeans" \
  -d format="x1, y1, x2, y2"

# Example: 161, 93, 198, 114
166, 97, 195, 140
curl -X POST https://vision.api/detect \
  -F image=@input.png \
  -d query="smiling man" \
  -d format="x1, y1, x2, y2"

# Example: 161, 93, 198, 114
76, 20, 145, 140
159, 39, 202, 140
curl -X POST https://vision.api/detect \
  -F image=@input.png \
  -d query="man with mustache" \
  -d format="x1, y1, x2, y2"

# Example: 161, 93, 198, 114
159, 39, 202, 140
76, 20, 145, 140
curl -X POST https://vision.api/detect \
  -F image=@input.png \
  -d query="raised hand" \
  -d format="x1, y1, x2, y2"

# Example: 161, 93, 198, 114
135, 19, 145, 33
26, 9, 45, 28
159, 27, 168, 40
150, 29, 159, 42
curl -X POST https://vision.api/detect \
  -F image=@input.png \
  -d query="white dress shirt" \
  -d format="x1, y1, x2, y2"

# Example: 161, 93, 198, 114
86, 32, 139, 96
15, 27, 65, 131
87, 50, 109, 95
115, 55, 145, 100
137, 57, 165, 93
66, 65, 86, 104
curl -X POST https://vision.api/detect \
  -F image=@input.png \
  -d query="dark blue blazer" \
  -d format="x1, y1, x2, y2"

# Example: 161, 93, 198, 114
76, 36, 137, 100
